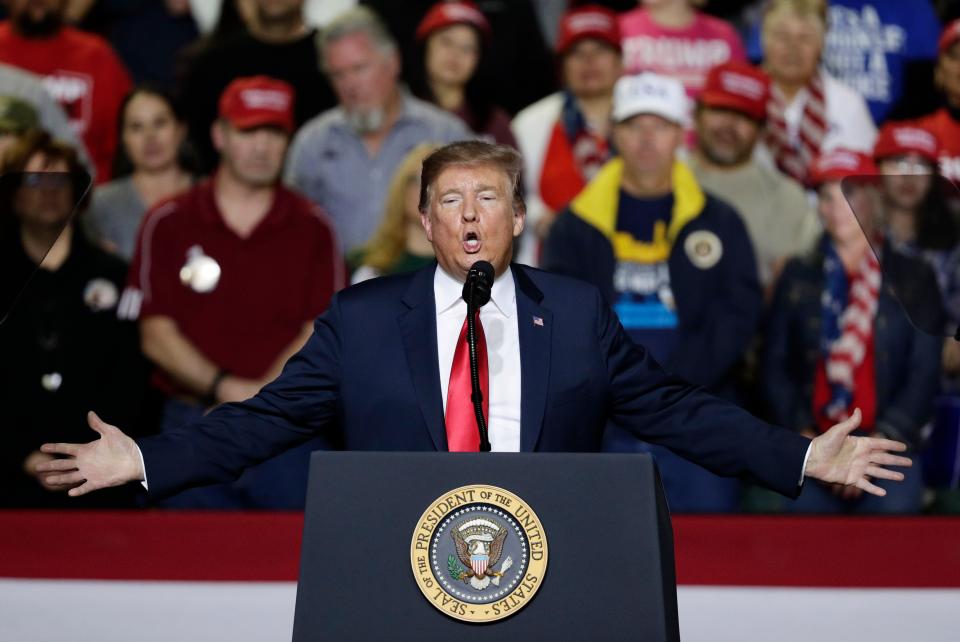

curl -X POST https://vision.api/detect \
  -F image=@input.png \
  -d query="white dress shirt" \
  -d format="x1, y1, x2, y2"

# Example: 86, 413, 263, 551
434, 265, 522, 452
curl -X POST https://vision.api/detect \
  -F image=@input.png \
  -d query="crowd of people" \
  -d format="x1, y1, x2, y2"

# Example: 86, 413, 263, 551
2, 0, 960, 513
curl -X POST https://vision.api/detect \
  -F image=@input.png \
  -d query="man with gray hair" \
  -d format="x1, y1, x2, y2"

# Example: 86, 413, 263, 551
285, 6, 470, 256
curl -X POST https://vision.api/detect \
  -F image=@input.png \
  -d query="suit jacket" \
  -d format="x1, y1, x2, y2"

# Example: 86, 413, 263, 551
138, 264, 809, 499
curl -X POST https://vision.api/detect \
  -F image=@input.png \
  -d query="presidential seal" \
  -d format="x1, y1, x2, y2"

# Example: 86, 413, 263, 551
410, 485, 548, 623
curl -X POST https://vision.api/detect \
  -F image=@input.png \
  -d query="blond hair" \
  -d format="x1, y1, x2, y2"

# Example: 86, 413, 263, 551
360, 143, 439, 272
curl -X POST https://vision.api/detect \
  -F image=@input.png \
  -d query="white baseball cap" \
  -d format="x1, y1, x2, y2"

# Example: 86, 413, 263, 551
612, 73, 690, 127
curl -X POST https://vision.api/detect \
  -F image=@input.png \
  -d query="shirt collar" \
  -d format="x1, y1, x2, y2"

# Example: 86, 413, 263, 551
434, 264, 515, 318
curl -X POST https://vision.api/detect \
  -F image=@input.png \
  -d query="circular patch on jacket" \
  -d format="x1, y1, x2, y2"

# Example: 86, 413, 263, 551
410, 485, 548, 623
684, 230, 723, 269
83, 278, 119, 311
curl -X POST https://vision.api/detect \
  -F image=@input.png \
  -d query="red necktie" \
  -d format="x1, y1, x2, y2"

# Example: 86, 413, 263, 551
445, 310, 488, 452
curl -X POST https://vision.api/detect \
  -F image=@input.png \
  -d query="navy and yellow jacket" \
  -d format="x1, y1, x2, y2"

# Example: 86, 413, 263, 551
542, 158, 761, 394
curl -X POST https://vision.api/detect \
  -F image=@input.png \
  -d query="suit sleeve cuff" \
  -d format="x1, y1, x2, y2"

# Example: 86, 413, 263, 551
799, 441, 812, 486
137, 444, 148, 490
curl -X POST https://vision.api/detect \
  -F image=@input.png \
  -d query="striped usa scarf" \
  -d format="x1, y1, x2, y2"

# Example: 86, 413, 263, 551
819, 239, 881, 424
765, 71, 827, 186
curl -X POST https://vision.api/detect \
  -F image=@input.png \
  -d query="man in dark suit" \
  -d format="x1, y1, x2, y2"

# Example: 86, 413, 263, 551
38, 141, 910, 501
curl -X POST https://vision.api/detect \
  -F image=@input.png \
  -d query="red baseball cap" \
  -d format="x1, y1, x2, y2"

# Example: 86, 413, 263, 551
873, 122, 940, 163
939, 19, 960, 55
699, 61, 770, 121
416, 2, 491, 42
555, 5, 621, 56
218, 76, 295, 134
809, 148, 878, 187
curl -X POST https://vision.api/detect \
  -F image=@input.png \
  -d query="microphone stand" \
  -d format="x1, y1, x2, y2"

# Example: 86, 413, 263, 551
466, 278, 491, 452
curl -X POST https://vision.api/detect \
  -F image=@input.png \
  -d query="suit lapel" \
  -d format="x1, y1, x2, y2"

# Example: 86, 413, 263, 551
399, 265, 447, 451
514, 266, 552, 452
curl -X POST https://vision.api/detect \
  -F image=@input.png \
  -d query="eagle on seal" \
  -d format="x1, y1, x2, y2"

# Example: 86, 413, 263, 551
452, 518, 512, 590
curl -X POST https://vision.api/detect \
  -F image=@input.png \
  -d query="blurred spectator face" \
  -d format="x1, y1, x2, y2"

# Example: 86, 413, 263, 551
14, 152, 73, 230
763, 12, 823, 88
213, 124, 288, 188
425, 25, 480, 89
879, 154, 934, 212
562, 39, 622, 99
8, 0, 65, 36
937, 42, 960, 106
253, 0, 303, 30
404, 169, 423, 224
325, 31, 401, 134
818, 181, 870, 245
613, 114, 683, 178
121, 93, 186, 174
695, 106, 760, 166
420, 164, 524, 280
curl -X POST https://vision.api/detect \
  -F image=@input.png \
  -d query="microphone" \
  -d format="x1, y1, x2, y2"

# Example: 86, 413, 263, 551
462, 260, 494, 308
462, 260, 494, 452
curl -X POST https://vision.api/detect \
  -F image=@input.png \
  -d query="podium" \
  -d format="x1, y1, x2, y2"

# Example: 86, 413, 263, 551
293, 452, 679, 641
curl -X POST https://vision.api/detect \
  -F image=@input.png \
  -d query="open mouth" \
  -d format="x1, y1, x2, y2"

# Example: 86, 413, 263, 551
462, 231, 481, 253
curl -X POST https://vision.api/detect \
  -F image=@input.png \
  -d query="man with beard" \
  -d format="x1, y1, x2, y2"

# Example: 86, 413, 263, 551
117, 76, 344, 508
689, 61, 819, 296
285, 6, 470, 255
177, 0, 337, 174
0, 0, 131, 183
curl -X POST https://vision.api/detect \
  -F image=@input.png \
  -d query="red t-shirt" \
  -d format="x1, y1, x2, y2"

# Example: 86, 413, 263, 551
916, 109, 960, 184
121, 178, 344, 396
0, 23, 132, 183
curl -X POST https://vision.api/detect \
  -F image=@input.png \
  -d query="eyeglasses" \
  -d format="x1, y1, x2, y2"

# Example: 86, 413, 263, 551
21, 172, 73, 188
880, 159, 934, 176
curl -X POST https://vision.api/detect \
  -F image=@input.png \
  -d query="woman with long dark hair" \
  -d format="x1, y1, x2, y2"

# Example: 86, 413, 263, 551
84, 86, 195, 261
410, 2, 516, 147
762, 149, 942, 514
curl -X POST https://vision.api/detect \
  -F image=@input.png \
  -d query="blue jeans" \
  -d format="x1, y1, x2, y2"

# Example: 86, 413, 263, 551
602, 426, 741, 513
156, 398, 329, 510
787, 455, 924, 514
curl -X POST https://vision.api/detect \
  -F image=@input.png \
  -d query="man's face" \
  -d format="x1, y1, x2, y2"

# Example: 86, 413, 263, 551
324, 31, 400, 132
613, 114, 683, 178
562, 39, 622, 99
253, 0, 303, 29
8, 0, 65, 35
213, 123, 288, 188
695, 106, 761, 167
420, 164, 524, 281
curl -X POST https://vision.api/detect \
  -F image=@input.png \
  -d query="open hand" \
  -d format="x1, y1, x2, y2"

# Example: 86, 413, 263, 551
36, 411, 144, 497
804, 408, 912, 497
